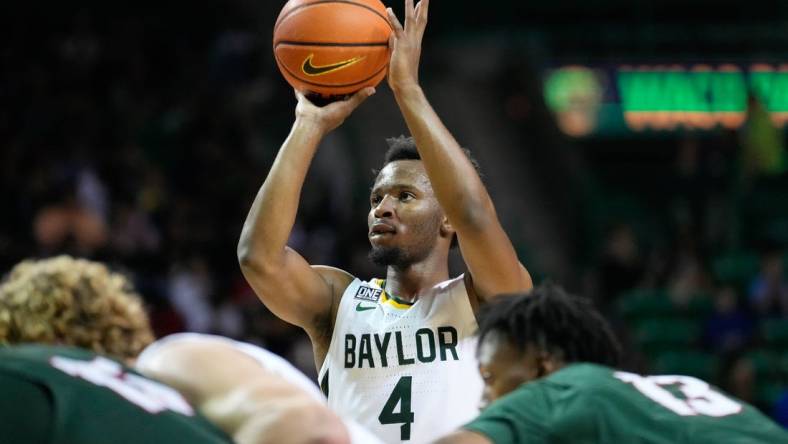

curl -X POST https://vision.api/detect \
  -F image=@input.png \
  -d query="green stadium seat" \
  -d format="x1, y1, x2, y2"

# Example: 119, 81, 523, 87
711, 252, 759, 288
652, 351, 719, 382
762, 319, 788, 347
634, 318, 701, 354
676, 292, 714, 318
616, 288, 674, 320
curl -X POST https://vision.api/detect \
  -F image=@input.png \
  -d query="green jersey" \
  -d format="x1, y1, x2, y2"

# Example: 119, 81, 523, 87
465, 363, 788, 444
0, 344, 232, 444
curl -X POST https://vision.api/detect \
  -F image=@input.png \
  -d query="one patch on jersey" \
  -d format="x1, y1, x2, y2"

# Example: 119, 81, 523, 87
354, 285, 382, 302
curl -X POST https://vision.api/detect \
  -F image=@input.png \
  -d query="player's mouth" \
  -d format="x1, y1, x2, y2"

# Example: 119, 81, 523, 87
369, 222, 396, 239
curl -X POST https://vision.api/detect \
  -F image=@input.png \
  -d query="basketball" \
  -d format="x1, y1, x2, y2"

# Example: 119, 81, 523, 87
273, 0, 392, 97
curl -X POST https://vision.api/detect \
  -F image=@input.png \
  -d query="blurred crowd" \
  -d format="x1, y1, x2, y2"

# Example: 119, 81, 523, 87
0, 7, 349, 375
576, 124, 788, 425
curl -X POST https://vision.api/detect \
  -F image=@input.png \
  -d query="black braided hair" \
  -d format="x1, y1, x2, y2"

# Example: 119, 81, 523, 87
478, 283, 622, 367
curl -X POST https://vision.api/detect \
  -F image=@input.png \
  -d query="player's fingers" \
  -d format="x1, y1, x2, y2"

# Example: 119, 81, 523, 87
386, 8, 404, 36
405, 0, 415, 21
419, 0, 430, 22
294, 89, 308, 104
343, 87, 376, 111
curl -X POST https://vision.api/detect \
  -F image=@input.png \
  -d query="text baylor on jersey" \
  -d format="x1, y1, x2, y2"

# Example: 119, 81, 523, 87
344, 326, 459, 368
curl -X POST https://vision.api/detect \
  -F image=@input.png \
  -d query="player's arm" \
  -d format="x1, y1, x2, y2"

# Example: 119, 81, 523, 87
237, 89, 374, 333
136, 338, 351, 444
386, 0, 532, 302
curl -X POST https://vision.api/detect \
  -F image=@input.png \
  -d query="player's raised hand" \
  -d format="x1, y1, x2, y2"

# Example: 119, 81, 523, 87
294, 87, 376, 135
386, 0, 430, 92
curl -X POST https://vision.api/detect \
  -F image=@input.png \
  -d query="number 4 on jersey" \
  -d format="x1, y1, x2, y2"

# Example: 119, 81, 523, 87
379, 376, 415, 440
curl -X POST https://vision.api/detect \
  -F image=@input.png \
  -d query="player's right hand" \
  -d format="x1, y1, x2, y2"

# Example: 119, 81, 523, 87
294, 87, 376, 135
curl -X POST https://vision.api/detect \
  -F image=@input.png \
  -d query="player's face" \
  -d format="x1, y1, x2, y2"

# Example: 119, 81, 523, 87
478, 332, 541, 407
368, 160, 445, 268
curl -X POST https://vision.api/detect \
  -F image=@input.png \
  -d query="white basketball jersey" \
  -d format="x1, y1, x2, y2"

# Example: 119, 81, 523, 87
318, 275, 484, 444
138, 333, 383, 444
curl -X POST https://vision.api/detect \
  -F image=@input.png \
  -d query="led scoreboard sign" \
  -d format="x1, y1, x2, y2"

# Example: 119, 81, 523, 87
544, 64, 788, 136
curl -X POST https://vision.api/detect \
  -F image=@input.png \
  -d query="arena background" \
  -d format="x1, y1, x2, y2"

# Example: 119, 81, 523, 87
3, 0, 788, 426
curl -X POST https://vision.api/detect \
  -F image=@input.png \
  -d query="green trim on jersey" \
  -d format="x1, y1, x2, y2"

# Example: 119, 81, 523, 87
464, 363, 788, 444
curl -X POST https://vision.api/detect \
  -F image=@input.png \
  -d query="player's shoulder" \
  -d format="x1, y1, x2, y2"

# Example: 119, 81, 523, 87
546, 363, 614, 389
486, 364, 613, 423
548, 363, 613, 382
312, 265, 356, 290
0, 344, 96, 365
513, 363, 614, 401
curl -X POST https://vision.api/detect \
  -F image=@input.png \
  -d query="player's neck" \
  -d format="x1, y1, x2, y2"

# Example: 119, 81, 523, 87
384, 255, 450, 303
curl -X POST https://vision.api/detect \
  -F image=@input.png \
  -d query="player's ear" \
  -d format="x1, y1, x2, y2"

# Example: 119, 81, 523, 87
539, 351, 563, 377
535, 350, 553, 378
439, 216, 454, 239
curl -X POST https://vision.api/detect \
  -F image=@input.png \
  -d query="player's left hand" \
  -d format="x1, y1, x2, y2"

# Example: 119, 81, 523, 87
386, 0, 429, 93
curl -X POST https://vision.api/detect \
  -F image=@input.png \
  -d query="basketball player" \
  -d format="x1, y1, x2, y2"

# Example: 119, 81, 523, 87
0, 256, 230, 444
434, 285, 788, 443
0, 256, 373, 444
238, 0, 532, 442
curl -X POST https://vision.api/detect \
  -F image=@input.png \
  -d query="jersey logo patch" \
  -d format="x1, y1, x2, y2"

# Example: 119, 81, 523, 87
354, 285, 382, 302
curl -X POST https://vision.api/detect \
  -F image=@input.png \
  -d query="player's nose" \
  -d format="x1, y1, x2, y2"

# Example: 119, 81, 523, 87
373, 195, 395, 218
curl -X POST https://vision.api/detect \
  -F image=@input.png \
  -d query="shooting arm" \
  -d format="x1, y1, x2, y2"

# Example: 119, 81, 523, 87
387, 2, 532, 300
237, 90, 372, 331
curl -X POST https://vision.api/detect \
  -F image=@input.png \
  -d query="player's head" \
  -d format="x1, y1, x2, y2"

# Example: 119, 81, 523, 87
0, 255, 154, 363
368, 136, 480, 269
476, 283, 621, 405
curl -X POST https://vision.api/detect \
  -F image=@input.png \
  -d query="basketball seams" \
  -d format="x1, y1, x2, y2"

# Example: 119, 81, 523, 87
275, 41, 389, 48
273, 0, 391, 38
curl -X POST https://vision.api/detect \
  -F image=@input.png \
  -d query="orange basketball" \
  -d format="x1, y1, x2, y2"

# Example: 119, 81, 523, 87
273, 0, 392, 97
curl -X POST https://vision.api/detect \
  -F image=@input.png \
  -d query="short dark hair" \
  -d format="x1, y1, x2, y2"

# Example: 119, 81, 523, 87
376, 135, 482, 249
380, 135, 482, 177
477, 284, 622, 367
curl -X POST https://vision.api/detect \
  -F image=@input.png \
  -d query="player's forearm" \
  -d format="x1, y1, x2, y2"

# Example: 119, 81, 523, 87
238, 119, 324, 270
393, 85, 497, 229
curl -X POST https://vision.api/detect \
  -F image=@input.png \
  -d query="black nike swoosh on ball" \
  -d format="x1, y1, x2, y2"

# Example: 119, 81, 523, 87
301, 54, 364, 76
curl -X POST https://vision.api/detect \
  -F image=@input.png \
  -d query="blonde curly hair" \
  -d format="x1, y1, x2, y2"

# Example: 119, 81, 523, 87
0, 255, 154, 361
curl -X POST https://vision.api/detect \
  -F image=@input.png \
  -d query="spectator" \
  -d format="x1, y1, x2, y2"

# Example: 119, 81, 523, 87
749, 249, 788, 316
703, 286, 754, 354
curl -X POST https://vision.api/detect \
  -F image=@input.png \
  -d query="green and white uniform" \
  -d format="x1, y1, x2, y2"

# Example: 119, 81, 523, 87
0, 344, 231, 444
465, 363, 788, 444
319, 275, 483, 444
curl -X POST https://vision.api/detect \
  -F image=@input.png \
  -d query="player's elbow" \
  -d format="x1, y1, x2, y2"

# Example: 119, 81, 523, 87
237, 243, 277, 276
286, 403, 350, 444
237, 242, 257, 270
302, 407, 351, 444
